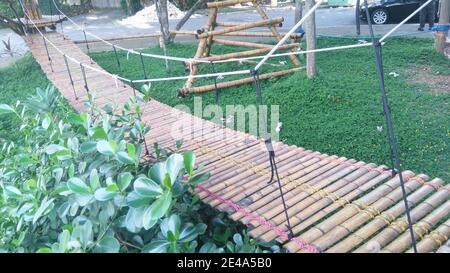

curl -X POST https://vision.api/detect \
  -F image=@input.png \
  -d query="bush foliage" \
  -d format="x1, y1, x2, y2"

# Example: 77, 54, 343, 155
0, 85, 281, 253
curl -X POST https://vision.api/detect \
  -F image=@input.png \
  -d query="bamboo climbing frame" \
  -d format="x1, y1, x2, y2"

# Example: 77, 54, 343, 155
178, 0, 302, 96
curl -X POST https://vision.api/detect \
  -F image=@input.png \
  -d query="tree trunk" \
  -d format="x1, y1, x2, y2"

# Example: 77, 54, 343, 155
355, 0, 361, 35
295, 0, 303, 23
23, 0, 42, 20
170, 0, 208, 41
156, 0, 170, 70
305, 0, 316, 78
434, 0, 449, 54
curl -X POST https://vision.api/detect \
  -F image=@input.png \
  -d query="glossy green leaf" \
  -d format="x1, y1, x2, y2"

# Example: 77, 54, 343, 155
133, 176, 162, 198
118, 172, 132, 191
179, 223, 207, 242
149, 191, 172, 221
94, 188, 118, 201
80, 141, 97, 153
148, 162, 165, 184
183, 151, 196, 177
96, 236, 120, 253
96, 140, 115, 156
117, 151, 135, 165
166, 153, 184, 185
67, 177, 91, 195
126, 192, 151, 208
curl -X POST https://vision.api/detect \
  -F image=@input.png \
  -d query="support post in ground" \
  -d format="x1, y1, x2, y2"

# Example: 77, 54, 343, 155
434, 0, 449, 54
305, 0, 317, 78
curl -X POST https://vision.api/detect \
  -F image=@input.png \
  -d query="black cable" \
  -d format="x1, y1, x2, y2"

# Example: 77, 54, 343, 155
250, 68, 294, 239
63, 54, 77, 100
83, 29, 93, 63
139, 52, 148, 79
80, 63, 89, 94
130, 80, 136, 97
113, 45, 122, 73
363, 0, 417, 253
42, 35, 54, 72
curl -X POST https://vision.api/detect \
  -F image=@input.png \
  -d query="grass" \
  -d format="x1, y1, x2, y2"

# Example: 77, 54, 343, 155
0, 54, 75, 142
89, 37, 449, 181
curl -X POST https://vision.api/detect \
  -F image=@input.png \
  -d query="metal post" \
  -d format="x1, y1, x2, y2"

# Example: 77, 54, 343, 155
250, 68, 294, 239
139, 52, 148, 79
210, 61, 220, 105
42, 35, 54, 72
83, 30, 92, 63
80, 63, 89, 95
63, 54, 77, 100
363, 0, 417, 253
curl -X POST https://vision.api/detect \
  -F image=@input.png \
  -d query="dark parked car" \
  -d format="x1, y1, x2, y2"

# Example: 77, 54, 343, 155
360, 0, 440, 25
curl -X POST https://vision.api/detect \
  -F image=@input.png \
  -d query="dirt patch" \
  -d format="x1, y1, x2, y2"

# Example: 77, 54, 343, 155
407, 65, 450, 94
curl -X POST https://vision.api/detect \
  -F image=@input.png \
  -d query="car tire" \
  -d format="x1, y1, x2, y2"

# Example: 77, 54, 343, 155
371, 9, 389, 25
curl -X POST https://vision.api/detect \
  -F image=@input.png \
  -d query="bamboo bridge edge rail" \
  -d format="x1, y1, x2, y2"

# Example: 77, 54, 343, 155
24, 32, 449, 253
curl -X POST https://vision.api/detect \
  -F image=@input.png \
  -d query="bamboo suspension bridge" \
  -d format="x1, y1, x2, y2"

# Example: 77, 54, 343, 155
18, 0, 449, 253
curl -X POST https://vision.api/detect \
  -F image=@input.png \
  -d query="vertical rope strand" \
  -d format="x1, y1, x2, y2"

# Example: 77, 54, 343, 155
251, 68, 295, 239
42, 35, 54, 72
363, 0, 417, 253
63, 54, 77, 100
139, 52, 148, 79
80, 63, 89, 95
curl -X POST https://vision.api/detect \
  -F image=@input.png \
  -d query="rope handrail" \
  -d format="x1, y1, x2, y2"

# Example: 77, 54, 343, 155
18, 0, 252, 84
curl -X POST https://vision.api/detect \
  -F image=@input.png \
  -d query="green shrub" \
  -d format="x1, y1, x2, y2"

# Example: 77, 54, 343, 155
0, 85, 280, 253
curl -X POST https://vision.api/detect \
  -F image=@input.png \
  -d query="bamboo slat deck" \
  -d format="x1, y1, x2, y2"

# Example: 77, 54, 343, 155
25, 32, 449, 253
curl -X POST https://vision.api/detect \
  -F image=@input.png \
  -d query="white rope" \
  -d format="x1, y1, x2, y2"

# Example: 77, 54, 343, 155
379, 0, 433, 42
133, 69, 250, 83
19, 0, 432, 86
213, 42, 374, 64
254, 0, 324, 71
19, 0, 246, 84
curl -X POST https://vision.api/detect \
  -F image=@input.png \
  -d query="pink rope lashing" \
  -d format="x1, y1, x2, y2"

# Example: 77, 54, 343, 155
196, 184, 321, 253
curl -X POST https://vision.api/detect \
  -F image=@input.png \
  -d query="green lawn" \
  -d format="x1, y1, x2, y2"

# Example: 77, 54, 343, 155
0, 55, 75, 142
0, 37, 448, 181
91, 37, 449, 181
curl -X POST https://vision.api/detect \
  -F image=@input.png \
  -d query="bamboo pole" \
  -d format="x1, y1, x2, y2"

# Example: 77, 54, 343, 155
249, 164, 376, 239
179, 37, 207, 95
283, 171, 415, 252
239, 158, 355, 223
308, 177, 426, 252
180, 7, 218, 96
258, 166, 387, 242
213, 38, 284, 49
189, 67, 303, 94
327, 178, 446, 253
171, 30, 303, 38
196, 17, 284, 39
204, 8, 218, 57
207, 0, 254, 8
252, 1, 301, 66
354, 191, 450, 253
406, 219, 450, 253
215, 21, 283, 27
198, 43, 298, 62
381, 201, 450, 253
